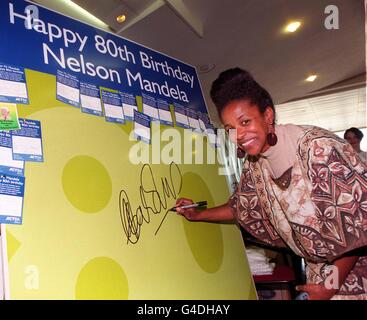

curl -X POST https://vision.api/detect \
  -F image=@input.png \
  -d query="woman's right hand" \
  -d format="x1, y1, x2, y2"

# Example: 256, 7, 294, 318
175, 198, 199, 221
174, 199, 234, 223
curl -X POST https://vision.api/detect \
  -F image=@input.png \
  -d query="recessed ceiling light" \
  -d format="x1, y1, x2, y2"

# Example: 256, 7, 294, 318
197, 63, 215, 74
306, 75, 318, 82
62, 0, 109, 29
284, 21, 301, 33
116, 14, 126, 23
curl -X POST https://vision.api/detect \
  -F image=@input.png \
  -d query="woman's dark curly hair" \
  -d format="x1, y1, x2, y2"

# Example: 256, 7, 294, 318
210, 68, 275, 117
344, 127, 364, 141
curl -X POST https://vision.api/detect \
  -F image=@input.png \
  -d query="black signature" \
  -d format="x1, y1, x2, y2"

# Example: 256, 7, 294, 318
118, 162, 182, 244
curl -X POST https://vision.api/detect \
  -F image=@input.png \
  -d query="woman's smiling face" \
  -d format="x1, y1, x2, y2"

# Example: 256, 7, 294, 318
221, 99, 274, 156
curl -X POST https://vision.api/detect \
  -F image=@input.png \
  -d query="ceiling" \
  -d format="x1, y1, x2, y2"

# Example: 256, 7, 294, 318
277, 87, 366, 132
33, 0, 366, 129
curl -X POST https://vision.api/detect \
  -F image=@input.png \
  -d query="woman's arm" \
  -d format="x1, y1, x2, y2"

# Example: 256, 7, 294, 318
296, 255, 359, 300
175, 198, 235, 222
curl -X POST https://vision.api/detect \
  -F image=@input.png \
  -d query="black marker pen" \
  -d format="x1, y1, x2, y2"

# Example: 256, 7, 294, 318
170, 201, 207, 212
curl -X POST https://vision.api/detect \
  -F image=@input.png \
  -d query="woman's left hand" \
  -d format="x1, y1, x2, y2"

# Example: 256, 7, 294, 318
296, 284, 337, 300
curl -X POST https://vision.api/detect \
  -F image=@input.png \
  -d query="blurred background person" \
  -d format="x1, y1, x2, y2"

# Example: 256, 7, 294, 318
344, 127, 367, 162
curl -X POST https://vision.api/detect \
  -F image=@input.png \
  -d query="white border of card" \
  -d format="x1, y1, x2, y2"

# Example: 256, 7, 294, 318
101, 90, 125, 124
0, 131, 24, 176
80, 82, 103, 116
0, 173, 25, 225
157, 99, 173, 126
142, 93, 159, 121
0, 63, 29, 104
56, 70, 80, 108
120, 92, 138, 121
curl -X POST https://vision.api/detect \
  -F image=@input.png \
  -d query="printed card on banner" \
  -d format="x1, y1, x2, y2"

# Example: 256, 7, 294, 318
80, 82, 103, 116
142, 93, 159, 121
186, 109, 201, 132
0, 131, 24, 176
173, 103, 190, 128
198, 112, 211, 132
0, 102, 20, 131
56, 70, 80, 107
120, 92, 138, 121
157, 99, 173, 126
134, 110, 151, 144
11, 118, 44, 162
0, 173, 25, 225
0, 63, 29, 104
101, 90, 125, 124
206, 123, 218, 148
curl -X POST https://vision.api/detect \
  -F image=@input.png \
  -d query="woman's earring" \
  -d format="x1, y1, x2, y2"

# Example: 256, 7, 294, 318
266, 123, 278, 146
237, 147, 246, 158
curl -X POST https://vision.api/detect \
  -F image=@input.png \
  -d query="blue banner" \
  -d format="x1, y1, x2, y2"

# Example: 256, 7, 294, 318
0, 0, 208, 114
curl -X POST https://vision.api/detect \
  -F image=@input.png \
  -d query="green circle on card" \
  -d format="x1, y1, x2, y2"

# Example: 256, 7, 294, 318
75, 257, 129, 299
180, 172, 224, 273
